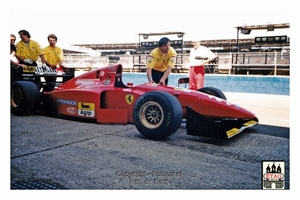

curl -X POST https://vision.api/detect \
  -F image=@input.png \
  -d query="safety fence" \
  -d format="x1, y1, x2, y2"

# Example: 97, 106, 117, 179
59, 51, 290, 76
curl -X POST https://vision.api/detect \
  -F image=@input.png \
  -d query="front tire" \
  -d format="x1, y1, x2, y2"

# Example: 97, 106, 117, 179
133, 91, 183, 140
11, 81, 40, 116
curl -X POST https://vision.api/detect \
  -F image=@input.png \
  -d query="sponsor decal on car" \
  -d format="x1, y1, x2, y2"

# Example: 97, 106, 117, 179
126, 94, 134, 105
22, 66, 36, 73
78, 102, 95, 117
67, 106, 77, 114
174, 87, 191, 92
75, 79, 100, 85
100, 71, 105, 76
104, 79, 111, 85
56, 98, 77, 106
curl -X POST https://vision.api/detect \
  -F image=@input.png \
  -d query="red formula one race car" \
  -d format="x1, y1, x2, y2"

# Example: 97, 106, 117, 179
11, 64, 258, 140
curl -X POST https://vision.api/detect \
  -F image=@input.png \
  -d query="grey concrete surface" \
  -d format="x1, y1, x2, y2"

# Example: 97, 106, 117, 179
9, 92, 290, 191
224, 92, 289, 128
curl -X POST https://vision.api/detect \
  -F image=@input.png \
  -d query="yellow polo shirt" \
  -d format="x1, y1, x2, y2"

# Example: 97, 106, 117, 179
146, 47, 177, 72
15, 40, 45, 61
43, 46, 64, 65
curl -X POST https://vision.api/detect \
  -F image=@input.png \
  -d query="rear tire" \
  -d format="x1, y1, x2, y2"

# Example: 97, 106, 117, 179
11, 81, 40, 115
198, 87, 226, 100
133, 91, 182, 140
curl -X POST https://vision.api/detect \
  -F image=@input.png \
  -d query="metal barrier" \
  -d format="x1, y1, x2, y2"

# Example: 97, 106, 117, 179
38, 51, 289, 75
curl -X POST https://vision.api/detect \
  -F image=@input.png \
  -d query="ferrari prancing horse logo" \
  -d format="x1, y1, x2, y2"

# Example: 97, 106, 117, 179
126, 94, 134, 105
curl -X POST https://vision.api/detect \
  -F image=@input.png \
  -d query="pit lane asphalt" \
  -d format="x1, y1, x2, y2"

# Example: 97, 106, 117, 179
10, 92, 290, 190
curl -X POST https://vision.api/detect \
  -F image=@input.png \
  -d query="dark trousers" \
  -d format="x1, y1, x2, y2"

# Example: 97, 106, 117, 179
152, 69, 168, 85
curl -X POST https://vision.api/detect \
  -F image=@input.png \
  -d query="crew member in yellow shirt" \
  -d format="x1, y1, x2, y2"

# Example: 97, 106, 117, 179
43, 33, 65, 70
146, 37, 177, 85
43, 33, 65, 91
15, 30, 46, 87
15, 30, 46, 66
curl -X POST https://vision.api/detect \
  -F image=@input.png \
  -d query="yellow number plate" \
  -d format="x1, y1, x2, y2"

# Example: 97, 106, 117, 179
22, 66, 36, 73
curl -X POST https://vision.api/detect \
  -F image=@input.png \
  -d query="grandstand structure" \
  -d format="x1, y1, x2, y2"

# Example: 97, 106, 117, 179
67, 37, 288, 54
63, 23, 290, 75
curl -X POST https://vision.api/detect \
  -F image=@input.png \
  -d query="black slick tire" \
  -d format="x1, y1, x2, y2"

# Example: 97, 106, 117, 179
133, 91, 183, 140
11, 81, 40, 116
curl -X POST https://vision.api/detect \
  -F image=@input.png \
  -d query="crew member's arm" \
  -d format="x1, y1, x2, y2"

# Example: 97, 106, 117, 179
45, 60, 57, 69
159, 66, 172, 85
199, 55, 217, 66
10, 59, 25, 68
58, 60, 65, 68
197, 47, 217, 66
146, 53, 155, 83
15, 55, 24, 63
58, 48, 65, 69
159, 53, 176, 85
40, 54, 46, 65
146, 67, 154, 83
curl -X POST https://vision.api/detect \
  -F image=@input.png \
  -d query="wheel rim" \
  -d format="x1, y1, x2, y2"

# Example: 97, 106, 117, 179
139, 101, 164, 129
11, 89, 21, 108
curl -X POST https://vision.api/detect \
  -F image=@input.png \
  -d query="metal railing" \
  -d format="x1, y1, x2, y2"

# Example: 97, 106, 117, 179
37, 51, 289, 75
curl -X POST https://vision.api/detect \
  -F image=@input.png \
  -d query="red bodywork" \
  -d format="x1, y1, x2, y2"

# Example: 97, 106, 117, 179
49, 64, 258, 138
